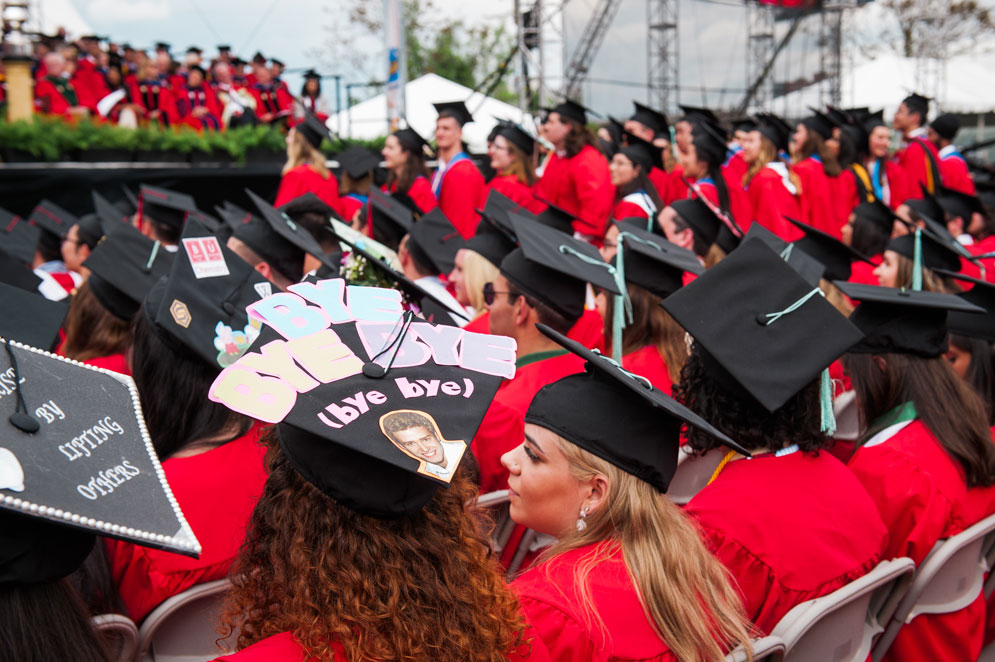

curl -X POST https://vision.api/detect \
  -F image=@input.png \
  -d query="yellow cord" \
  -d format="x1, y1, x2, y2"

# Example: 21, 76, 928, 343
706, 450, 740, 486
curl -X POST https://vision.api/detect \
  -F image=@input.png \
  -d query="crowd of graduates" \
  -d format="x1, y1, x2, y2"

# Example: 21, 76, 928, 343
21, 35, 327, 130
2, 82, 995, 662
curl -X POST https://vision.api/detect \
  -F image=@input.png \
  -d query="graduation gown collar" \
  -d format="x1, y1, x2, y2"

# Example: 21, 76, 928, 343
861, 401, 917, 448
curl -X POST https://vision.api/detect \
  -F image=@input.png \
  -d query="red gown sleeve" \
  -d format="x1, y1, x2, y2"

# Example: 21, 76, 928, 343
34, 79, 70, 116
439, 160, 485, 238
567, 308, 605, 352
667, 165, 688, 205
648, 167, 670, 202
611, 200, 649, 221
940, 155, 976, 195
793, 159, 838, 236
747, 172, 798, 240
835, 169, 858, 229
274, 168, 307, 207
885, 160, 911, 209
897, 140, 938, 200
515, 595, 599, 662
408, 177, 439, 214
568, 148, 614, 238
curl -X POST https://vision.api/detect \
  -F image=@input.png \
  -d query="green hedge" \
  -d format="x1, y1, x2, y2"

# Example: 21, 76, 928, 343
0, 116, 386, 163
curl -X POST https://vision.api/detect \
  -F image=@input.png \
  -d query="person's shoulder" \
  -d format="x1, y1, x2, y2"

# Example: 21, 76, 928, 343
211, 632, 313, 661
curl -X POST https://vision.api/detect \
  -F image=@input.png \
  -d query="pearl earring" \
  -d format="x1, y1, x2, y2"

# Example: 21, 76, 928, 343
576, 506, 589, 532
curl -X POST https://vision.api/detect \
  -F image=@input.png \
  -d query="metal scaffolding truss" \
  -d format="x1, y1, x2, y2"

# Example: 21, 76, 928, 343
562, 0, 624, 99
647, 0, 679, 112
746, 2, 776, 110
514, 0, 567, 111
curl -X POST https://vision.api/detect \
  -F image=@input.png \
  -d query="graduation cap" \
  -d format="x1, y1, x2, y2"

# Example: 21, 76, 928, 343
0, 282, 67, 350
801, 107, 835, 141
930, 113, 960, 142
270, 58, 285, 68
525, 323, 749, 493
905, 184, 947, 225
83, 232, 175, 321
120, 186, 139, 215
465, 223, 517, 268
495, 123, 536, 155
217, 44, 231, 53
278, 191, 343, 224
208, 280, 513, 517
545, 99, 594, 125
0, 506, 94, 585
730, 116, 757, 134
630, 101, 668, 137
619, 133, 663, 171
0, 211, 39, 266
394, 127, 431, 156
433, 100, 473, 127
0, 340, 201, 557
692, 121, 729, 165
29, 199, 76, 240
155, 41, 171, 52
785, 216, 873, 282
937, 185, 984, 221
500, 212, 621, 322
532, 196, 577, 235
185, 46, 202, 55
477, 189, 526, 238
862, 109, 886, 134
853, 200, 899, 236
679, 105, 719, 125
149, 218, 272, 368
303, 68, 320, 79
243, 189, 337, 277
754, 113, 792, 153
139, 185, 197, 231
671, 198, 723, 248
369, 188, 414, 250
901, 92, 930, 120
0, 251, 42, 293
407, 208, 465, 275
251, 51, 266, 64
743, 223, 825, 286
932, 269, 995, 341
663, 238, 864, 413
336, 145, 381, 180
296, 114, 331, 150
886, 230, 963, 273
614, 222, 702, 300
834, 281, 984, 357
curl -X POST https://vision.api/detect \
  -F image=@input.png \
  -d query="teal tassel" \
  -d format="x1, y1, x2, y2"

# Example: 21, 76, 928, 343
819, 367, 836, 435
912, 227, 923, 292
146, 240, 161, 271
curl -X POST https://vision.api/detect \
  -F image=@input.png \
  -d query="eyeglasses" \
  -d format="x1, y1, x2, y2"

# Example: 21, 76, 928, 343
482, 282, 514, 306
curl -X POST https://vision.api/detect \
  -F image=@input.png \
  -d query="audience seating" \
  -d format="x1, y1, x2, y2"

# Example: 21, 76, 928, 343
726, 636, 786, 662
137, 578, 234, 661
92, 613, 139, 662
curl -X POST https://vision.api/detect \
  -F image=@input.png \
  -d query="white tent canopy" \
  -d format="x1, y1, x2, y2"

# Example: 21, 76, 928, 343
329, 73, 534, 153
759, 52, 995, 118
26, 0, 93, 40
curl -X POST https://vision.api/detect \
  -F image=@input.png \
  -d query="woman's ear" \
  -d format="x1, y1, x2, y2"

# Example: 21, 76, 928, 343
584, 474, 609, 516
872, 355, 888, 373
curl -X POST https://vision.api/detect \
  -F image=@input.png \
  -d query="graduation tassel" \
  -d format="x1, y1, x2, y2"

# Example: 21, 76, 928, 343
557, 244, 629, 363
819, 367, 837, 436
911, 227, 923, 292
145, 240, 161, 272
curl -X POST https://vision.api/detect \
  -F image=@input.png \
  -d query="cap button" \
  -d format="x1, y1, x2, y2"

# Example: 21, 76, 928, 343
222, 301, 236, 315
362, 362, 387, 379
755, 312, 769, 325
10, 412, 40, 434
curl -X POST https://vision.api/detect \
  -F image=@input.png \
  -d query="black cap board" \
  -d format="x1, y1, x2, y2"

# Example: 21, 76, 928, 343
511, 211, 620, 294
465, 225, 517, 268
407, 208, 465, 275
369, 188, 414, 250
743, 223, 825, 287
834, 281, 984, 357
930, 113, 960, 142
75, 213, 104, 249
120, 186, 139, 216
336, 145, 381, 180
802, 107, 835, 140
140, 185, 197, 231
303, 68, 320, 79
932, 269, 995, 341
208, 280, 513, 517
525, 324, 750, 493
0, 507, 94, 585
671, 198, 723, 248
149, 218, 272, 369
630, 101, 668, 136
886, 230, 963, 273
496, 123, 536, 155
0, 282, 67, 350
0, 340, 201, 557
394, 127, 430, 156
245, 188, 337, 273
83, 232, 175, 322
546, 99, 591, 125
29, 199, 76, 240
613, 223, 702, 300
853, 200, 898, 236
906, 184, 946, 225
477, 189, 527, 240
0, 211, 40, 266
279, 191, 344, 224
937, 185, 984, 221
902, 92, 930, 120
433, 100, 473, 127
679, 105, 719, 125
296, 114, 332, 150
663, 238, 864, 412
692, 121, 728, 165
620, 133, 663, 171
0, 251, 42, 293
785, 216, 873, 282
754, 113, 792, 153
532, 196, 577, 235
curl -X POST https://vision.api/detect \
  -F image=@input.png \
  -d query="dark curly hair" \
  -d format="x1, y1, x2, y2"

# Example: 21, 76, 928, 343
219, 429, 531, 662
673, 342, 831, 454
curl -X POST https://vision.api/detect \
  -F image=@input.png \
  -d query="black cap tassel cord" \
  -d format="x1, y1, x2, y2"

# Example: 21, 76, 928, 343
4, 339, 40, 433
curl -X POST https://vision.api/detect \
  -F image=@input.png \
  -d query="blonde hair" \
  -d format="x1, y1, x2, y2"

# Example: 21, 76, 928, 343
542, 440, 755, 662
283, 129, 331, 179
702, 243, 727, 269
743, 136, 802, 194
463, 249, 500, 312
501, 141, 538, 187
894, 253, 941, 292
821, 278, 854, 316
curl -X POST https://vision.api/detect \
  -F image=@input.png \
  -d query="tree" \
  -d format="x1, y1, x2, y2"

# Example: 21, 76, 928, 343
859, 0, 995, 58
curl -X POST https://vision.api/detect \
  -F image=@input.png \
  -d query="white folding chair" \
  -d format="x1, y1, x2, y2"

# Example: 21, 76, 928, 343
726, 636, 786, 662
137, 578, 235, 662
832, 390, 861, 442
769, 557, 914, 662
872, 512, 995, 662
666, 447, 727, 505
475, 489, 517, 556
92, 613, 139, 662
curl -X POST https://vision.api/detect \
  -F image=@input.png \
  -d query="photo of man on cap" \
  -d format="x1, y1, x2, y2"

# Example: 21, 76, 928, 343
380, 410, 466, 482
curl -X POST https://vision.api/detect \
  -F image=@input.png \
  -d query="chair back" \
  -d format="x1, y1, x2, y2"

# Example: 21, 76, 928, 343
666, 447, 726, 505
771, 557, 916, 662
833, 390, 861, 441
476, 490, 516, 556
726, 636, 786, 662
92, 613, 139, 662
137, 578, 234, 661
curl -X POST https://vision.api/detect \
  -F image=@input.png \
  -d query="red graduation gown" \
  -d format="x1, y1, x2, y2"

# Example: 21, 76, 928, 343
568, 308, 606, 353
666, 165, 689, 205
106, 429, 268, 622
848, 254, 882, 287
386, 177, 438, 215
743, 167, 803, 241
611, 198, 650, 222
793, 157, 840, 237
536, 145, 614, 239
686, 451, 887, 635
437, 158, 485, 239
848, 416, 983, 662
513, 542, 678, 662
491, 350, 586, 421
621, 345, 673, 395
939, 150, 976, 195
896, 136, 941, 200
648, 166, 670, 202
274, 165, 343, 216
84, 353, 131, 376
967, 236, 995, 283
484, 175, 546, 215
722, 153, 753, 231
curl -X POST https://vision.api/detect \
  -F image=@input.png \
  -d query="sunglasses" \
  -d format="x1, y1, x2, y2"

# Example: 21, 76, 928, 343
482, 282, 514, 306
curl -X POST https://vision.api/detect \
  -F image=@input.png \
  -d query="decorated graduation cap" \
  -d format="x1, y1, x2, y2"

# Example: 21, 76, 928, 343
394, 127, 431, 156
936, 185, 984, 221
29, 199, 75, 240
933, 269, 995, 341
499, 212, 620, 323
407, 208, 465, 275
854, 200, 899, 235
834, 281, 983, 357
619, 132, 663, 172
369, 188, 414, 250
785, 216, 873, 282
148, 218, 272, 369
139, 185, 197, 231
525, 324, 749, 493
296, 113, 332, 150
663, 238, 864, 418
743, 223, 825, 286
0, 210, 39, 266
0, 340, 201, 558
496, 122, 536, 155
802, 107, 835, 140
83, 232, 175, 321
208, 279, 515, 517
545, 99, 593, 125
433, 100, 473, 127
337, 145, 381, 180
244, 188, 337, 275
0, 282, 67, 350
630, 101, 668, 137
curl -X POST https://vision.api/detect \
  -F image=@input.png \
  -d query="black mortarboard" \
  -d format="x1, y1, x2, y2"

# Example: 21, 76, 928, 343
185, 46, 202, 55
500, 213, 620, 321
120, 186, 139, 215
407, 208, 465, 275
743, 223, 825, 286
433, 100, 473, 127
270, 58, 285, 68
853, 200, 898, 236
243, 189, 337, 276
802, 107, 835, 140
933, 269, 995, 341
663, 238, 864, 412
930, 113, 960, 142
477, 189, 526, 239
937, 185, 984, 221
496, 123, 536, 155
465, 225, 517, 268
394, 127, 430, 156
0, 508, 94, 585
336, 145, 381, 179
902, 92, 930, 120
0, 251, 42, 293
546, 99, 591, 125
278, 191, 342, 224
208, 281, 512, 517
369, 188, 414, 250
692, 121, 728, 165
671, 197, 721, 247
155, 41, 170, 52
0, 210, 39, 265
303, 68, 320, 79
0, 341, 201, 558
835, 282, 983, 357
217, 44, 231, 52
730, 116, 757, 133
887, 231, 963, 273
83, 232, 175, 321
785, 216, 873, 282
149, 219, 271, 369
29, 199, 75, 240
533, 196, 577, 235
863, 109, 886, 134
525, 324, 749, 492
620, 133, 663, 171
905, 184, 947, 224
679, 105, 719, 125
614, 223, 702, 299
0, 282, 67, 350
754, 113, 792, 153
140, 185, 197, 231
74, 212, 104, 249
630, 101, 668, 136
296, 113, 331, 150
251, 51, 266, 63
